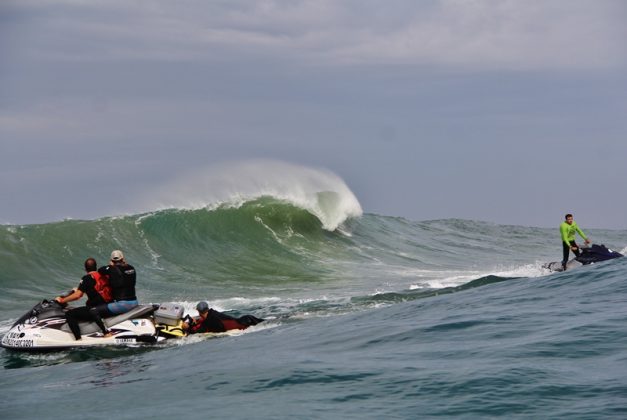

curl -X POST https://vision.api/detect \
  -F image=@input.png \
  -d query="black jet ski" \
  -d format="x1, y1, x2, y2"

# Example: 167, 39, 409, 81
1, 300, 164, 351
543, 244, 623, 272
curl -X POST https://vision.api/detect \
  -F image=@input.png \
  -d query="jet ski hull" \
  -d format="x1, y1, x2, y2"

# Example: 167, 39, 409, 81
543, 244, 623, 273
1, 300, 164, 351
2, 300, 263, 351
1, 320, 162, 351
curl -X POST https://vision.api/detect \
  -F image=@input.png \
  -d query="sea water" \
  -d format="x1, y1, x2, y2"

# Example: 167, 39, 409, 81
1, 194, 626, 418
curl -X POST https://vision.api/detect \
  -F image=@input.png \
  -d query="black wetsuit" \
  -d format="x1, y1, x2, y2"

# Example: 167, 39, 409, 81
97, 263, 138, 315
191, 309, 229, 333
190, 309, 263, 334
562, 240, 582, 269
99, 263, 137, 302
65, 274, 110, 340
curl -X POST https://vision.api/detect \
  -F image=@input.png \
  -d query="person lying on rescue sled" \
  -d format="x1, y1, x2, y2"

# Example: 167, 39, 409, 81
182, 301, 263, 334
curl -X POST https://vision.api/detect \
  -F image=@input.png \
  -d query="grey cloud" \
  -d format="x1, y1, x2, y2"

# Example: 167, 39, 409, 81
4, 0, 625, 69
1, 0, 626, 228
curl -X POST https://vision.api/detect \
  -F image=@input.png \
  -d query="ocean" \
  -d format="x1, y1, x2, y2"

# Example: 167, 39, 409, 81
1, 191, 627, 419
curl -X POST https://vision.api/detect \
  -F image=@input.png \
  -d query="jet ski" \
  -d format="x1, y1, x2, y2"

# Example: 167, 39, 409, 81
543, 244, 623, 272
1, 300, 164, 351
1, 300, 264, 351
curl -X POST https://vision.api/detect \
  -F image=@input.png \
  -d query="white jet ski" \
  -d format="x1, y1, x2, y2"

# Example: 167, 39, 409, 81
1, 300, 164, 351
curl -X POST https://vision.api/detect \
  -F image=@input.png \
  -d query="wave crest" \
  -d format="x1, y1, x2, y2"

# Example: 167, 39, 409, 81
137, 160, 363, 231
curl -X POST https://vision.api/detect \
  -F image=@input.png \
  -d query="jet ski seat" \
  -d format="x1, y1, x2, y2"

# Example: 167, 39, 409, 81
60, 304, 158, 335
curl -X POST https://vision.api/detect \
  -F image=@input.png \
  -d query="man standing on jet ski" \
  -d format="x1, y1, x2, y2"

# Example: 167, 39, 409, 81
55, 257, 112, 340
561, 213, 591, 271
98, 250, 138, 315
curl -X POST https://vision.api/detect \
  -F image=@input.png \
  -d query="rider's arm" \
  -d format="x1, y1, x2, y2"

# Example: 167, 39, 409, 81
55, 288, 83, 304
575, 225, 587, 241
183, 316, 203, 332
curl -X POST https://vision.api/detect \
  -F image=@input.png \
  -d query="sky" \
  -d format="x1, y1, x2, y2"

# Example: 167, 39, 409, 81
1, 0, 626, 228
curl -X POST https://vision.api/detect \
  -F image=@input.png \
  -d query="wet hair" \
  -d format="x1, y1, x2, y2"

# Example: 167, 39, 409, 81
196, 301, 209, 313
84, 258, 97, 272
565, 214, 573, 219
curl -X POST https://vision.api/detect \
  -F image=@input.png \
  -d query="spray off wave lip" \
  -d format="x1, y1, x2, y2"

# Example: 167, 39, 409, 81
135, 160, 363, 232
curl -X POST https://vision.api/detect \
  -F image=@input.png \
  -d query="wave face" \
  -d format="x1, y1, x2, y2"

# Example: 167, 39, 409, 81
2, 199, 627, 418
133, 160, 363, 231
1, 205, 625, 320
0, 212, 507, 309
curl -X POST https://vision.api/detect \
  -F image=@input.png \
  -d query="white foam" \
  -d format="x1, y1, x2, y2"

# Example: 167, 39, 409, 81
136, 160, 363, 231
485, 262, 550, 279
406, 261, 550, 290
164, 296, 283, 318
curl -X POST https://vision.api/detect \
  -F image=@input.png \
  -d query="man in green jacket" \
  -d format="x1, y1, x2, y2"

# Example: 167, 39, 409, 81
561, 213, 591, 270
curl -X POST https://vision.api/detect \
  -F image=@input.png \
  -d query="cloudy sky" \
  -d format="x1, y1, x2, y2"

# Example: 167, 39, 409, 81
1, 0, 626, 228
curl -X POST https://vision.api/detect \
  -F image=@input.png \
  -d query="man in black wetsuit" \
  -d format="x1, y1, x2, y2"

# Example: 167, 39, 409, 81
183, 301, 263, 334
55, 258, 112, 340
98, 250, 138, 315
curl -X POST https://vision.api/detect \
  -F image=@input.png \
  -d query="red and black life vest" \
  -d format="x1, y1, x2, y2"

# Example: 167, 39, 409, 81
89, 271, 113, 303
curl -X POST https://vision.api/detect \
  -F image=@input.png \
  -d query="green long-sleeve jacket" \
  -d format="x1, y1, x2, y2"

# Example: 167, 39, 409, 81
560, 221, 587, 246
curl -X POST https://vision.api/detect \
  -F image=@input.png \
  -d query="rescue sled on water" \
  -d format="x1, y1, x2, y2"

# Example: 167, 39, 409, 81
543, 244, 623, 273
153, 303, 264, 339
1, 300, 163, 351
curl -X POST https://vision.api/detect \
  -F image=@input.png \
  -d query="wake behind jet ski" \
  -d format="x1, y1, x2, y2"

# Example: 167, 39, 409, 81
1, 300, 163, 351
543, 244, 623, 272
